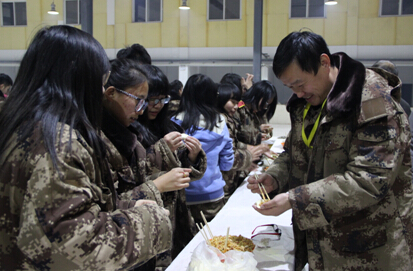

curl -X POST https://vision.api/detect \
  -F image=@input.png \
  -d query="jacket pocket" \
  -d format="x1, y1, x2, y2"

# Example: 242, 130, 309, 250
332, 224, 387, 252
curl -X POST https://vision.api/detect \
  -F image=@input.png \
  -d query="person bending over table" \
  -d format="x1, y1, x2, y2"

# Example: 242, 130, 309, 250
247, 31, 413, 271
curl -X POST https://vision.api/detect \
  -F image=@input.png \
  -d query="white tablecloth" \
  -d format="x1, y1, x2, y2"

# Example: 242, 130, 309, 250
166, 180, 296, 271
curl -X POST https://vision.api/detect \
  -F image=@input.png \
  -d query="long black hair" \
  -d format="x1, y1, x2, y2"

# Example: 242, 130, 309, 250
117, 43, 152, 65
0, 25, 110, 171
242, 80, 277, 121
105, 58, 147, 91
174, 74, 220, 134
136, 65, 180, 147
217, 83, 242, 114
169, 79, 183, 100
220, 73, 243, 92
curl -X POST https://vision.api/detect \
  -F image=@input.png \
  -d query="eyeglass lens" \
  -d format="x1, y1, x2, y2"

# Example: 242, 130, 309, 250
149, 97, 170, 105
135, 99, 148, 112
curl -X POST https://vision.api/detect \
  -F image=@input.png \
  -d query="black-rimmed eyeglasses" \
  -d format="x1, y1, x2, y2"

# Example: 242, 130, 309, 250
115, 88, 148, 112
148, 96, 171, 106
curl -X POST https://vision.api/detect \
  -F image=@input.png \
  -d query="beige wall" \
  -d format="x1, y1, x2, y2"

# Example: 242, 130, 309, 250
0, 0, 412, 51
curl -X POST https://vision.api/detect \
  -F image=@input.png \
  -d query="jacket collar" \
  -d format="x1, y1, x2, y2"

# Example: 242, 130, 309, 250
102, 108, 137, 159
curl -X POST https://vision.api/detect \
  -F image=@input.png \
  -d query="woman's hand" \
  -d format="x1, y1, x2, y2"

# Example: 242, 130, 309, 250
163, 132, 184, 152
260, 124, 273, 141
153, 168, 192, 193
247, 144, 270, 161
247, 144, 263, 161
183, 135, 203, 163
252, 193, 291, 217
244, 73, 254, 90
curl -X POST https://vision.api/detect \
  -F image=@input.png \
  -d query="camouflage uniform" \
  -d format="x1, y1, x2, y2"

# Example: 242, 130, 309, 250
102, 110, 207, 270
222, 114, 253, 201
167, 99, 180, 117
0, 123, 172, 271
144, 136, 207, 270
266, 53, 413, 270
236, 107, 262, 146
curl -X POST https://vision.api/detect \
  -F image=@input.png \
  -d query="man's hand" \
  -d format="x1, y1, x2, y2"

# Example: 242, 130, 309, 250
252, 193, 291, 216
247, 173, 278, 194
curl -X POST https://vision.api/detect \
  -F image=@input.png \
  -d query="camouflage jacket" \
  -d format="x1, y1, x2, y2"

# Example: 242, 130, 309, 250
222, 114, 253, 200
235, 106, 262, 146
266, 53, 413, 270
167, 99, 180, 117
0, 123, 172, 271
102, 110, 206, 268
145, 125, 207, 268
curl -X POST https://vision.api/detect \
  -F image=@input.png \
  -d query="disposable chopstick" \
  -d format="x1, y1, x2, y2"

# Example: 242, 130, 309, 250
196, 223, 209, 244
259, 183, 270, 200
200, 211, 214, 238
225, 227, 230, 249
257, 182, 266, 199
201, 223, 211, 245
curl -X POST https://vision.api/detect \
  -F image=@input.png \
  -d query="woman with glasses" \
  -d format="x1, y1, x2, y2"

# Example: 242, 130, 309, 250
171, 74, 234, 225
102, 59, 198, 270
133, 64, 207, 269
0, 25, 172, 271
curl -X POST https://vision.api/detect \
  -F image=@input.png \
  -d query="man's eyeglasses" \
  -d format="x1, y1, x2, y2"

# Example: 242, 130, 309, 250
148, 96, 171, 106
115, 88, 148, 112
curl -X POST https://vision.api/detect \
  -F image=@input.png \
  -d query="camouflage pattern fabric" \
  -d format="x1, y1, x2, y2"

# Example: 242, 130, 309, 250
103, 111, 206, 270
167, 99, 180, 117
266, 53, 413, 270
235, 107, 262, 146
146, 136, 207, 270
0, 123, 172, 271
222, 114, 253, 201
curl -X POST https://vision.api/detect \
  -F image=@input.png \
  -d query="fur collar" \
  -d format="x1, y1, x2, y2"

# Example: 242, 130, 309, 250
287, 52, 366, 119
102, 108, 138, 159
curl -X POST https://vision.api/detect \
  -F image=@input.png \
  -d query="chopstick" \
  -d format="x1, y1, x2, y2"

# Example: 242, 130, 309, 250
225, 227, 230, 249
196, 223, 210, 245
258, 183, 270, 200
200, 211, 214, 239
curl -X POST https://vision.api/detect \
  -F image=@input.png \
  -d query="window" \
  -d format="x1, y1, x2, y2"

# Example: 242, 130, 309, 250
1, 1, 26, 26
208, 0, 241, 20
381, 0, 413, 16
65, 0, 81, 25
133, 0, 162, 23
290, 0, 325, 18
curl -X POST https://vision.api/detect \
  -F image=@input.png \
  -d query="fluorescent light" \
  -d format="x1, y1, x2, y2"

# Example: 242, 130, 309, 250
325, 0, 338, 5
179, 0, 190, 10
48, 2, 59, 15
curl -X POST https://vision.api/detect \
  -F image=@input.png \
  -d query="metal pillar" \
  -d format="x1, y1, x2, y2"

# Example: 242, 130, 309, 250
253, 0, 263, 81
81, 0, 93, 35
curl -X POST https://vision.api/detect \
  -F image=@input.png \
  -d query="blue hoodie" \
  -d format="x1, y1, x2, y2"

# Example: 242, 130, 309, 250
172, 113, 234, 204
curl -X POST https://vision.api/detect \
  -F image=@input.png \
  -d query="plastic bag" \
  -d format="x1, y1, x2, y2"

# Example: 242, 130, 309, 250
187, 241, 258, 271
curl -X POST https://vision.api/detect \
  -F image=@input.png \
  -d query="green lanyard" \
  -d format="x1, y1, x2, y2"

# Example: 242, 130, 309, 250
302, 99, 327, 148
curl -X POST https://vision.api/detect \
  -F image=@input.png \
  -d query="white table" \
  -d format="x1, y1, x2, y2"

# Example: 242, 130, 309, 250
166, 179, 296, 271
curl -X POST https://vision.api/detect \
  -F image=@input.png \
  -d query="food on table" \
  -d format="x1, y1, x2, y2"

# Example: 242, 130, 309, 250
209, 235, 255, 253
